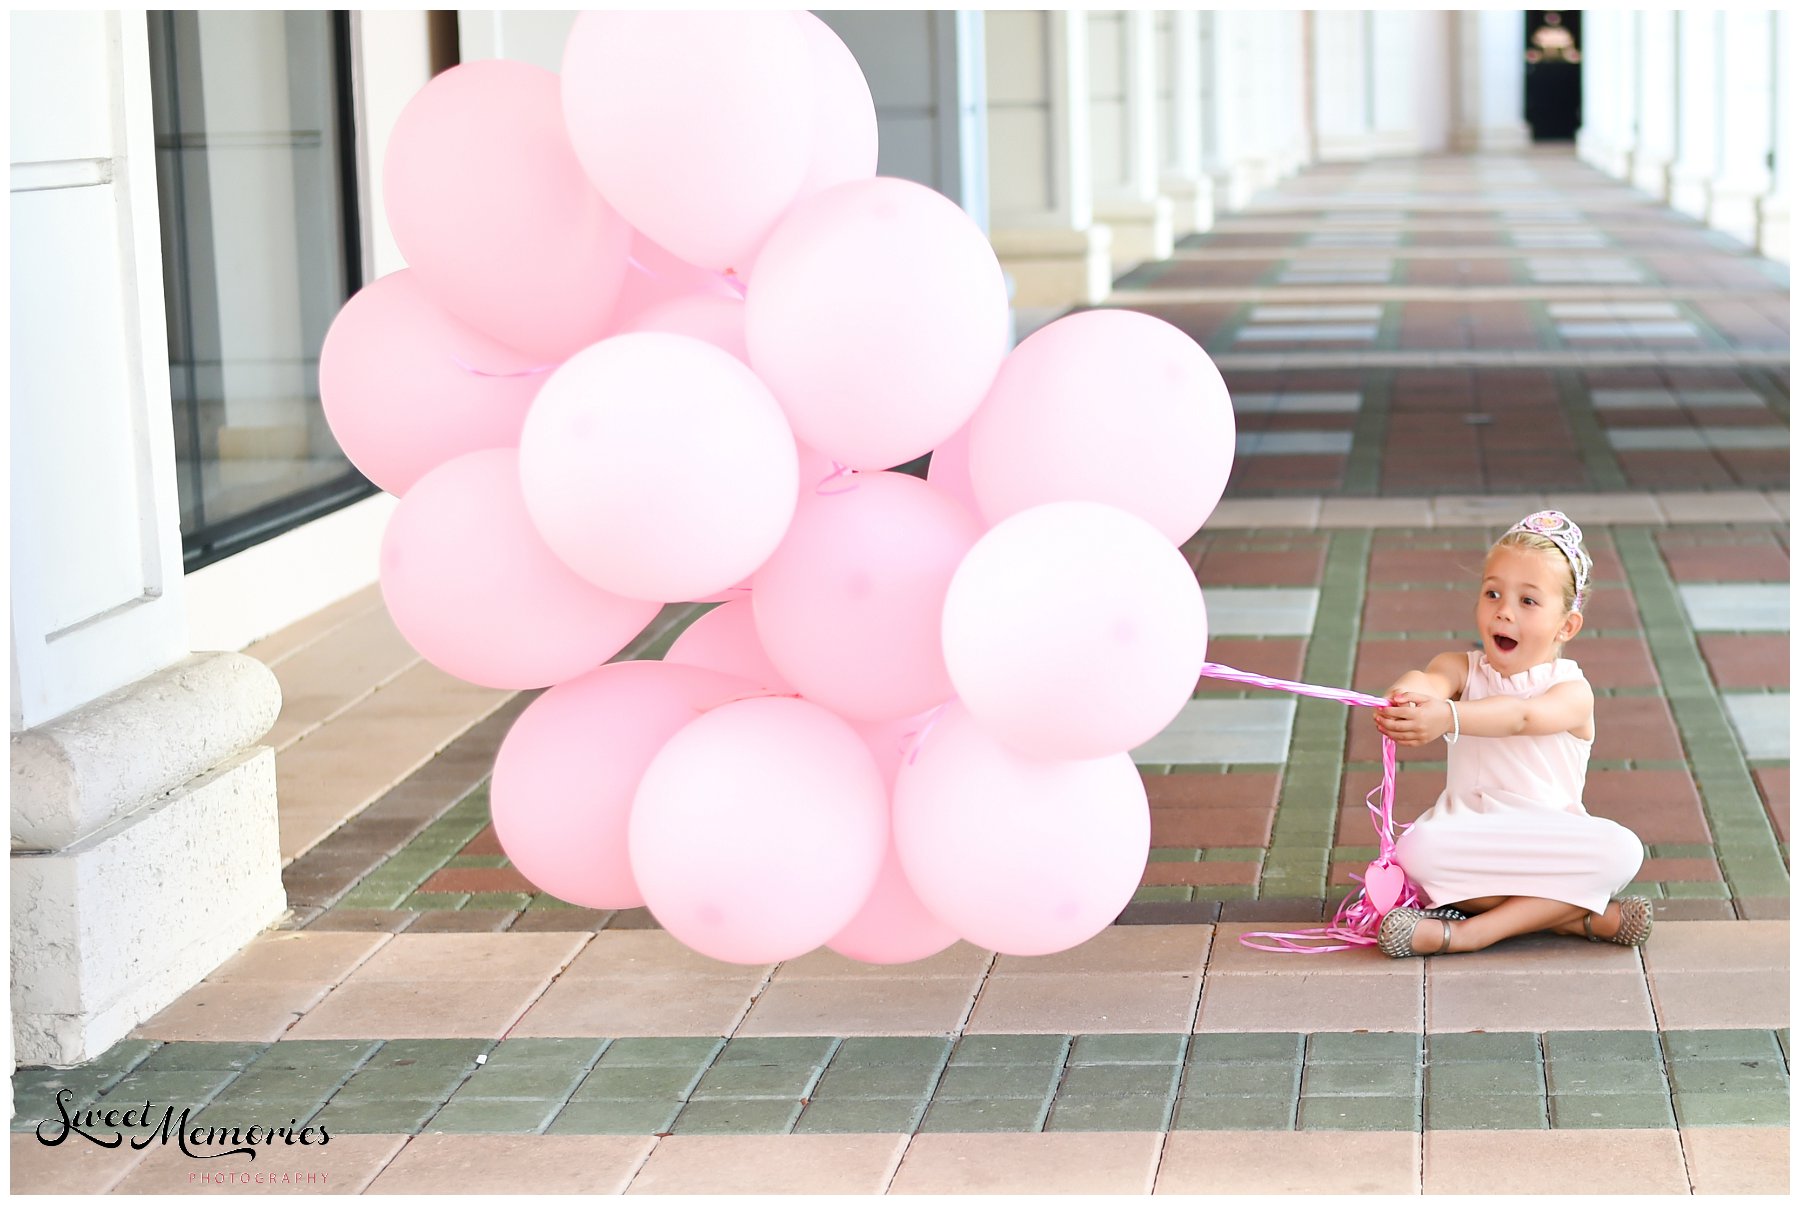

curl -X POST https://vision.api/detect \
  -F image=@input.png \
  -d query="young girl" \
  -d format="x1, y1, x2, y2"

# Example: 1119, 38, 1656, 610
1371, 510, 1650, 957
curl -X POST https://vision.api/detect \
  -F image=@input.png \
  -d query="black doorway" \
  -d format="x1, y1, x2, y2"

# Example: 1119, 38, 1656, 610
1524, 10, 1583, 142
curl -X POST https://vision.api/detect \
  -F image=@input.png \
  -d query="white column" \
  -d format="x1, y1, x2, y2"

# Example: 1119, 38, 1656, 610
1575, 8, 1611, 169
1667, 11, 1719, 220
1089, 9, 1171, 273
1630, 11, 1679, 198
1156, 10, 1213, 237
1277, 10, 1310, 176
1609, 10, 1640, 180
1370, 11, 1446, 155
1313, 10, 1373, 161
10, 11, 283, 1066
1756, 10, 1790, 261
986, 10, 1110, 307
1452, 9, 1529, 151
1710, 10, 1775, 246
1213, 11, 1273, 206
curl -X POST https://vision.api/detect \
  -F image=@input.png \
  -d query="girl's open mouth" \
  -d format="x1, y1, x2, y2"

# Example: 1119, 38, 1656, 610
1493, 635, 1518, 652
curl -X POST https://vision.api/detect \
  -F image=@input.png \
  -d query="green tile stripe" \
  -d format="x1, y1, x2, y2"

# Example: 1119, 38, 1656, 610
1553, 369, 1629, 490
1340, 367, 1394, 496
19, 1030, 1783, 1138
1262, 529, 1372, 896
1613, 527, 1790, 900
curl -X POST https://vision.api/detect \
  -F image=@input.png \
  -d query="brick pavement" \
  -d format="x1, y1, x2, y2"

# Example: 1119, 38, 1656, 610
11, 151, 1787, 1194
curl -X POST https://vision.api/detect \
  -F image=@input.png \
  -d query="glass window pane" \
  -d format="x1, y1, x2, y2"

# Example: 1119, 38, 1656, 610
148, 10, 373, 570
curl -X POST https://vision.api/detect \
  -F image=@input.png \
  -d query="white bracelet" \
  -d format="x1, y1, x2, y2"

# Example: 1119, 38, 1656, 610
1444, 698, 1460, 745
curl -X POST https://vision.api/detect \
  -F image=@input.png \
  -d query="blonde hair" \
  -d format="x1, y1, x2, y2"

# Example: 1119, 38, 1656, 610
1489, 529, 1578, 615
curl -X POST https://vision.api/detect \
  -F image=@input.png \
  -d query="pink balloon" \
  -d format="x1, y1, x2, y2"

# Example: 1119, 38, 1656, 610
746, 177, 1011, 469
828, 710, 960, 964
318, 270, 545, 496
630, 697, 887, 963
609, 232, 741, 331
627, 293, 748, 363
664, 599, 794, 694
383, 59, 631, 361
893, 703, 1150, 956
794, 13, 878, 200
491, 661, 765, 908
968, 309, 1236, 545
754, 471, 980, 720
941, 501, 1209, 760
379, 449, 661, 689
924, 420, 983, 522
518, 333, 800, 602
562, 12, 813, 272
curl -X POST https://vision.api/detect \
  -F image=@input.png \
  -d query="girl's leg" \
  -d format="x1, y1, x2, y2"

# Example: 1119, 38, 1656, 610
1412, 895, 1599, 954
1447, 896, 1508, 914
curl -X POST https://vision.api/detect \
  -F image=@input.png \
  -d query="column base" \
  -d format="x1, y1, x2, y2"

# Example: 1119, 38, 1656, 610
1630, 152, 1675, 201
1316, 132, 1380, 163
1575, 129, 1610, 172
1668, 163, 1713, 222
1452, 122, 1532, 153
1709, 178, 1770, 249
1211, 162, 1265, 213
1093, 196, 1174, 275
1757, 193, 1789, 263
989, 223, 1115, 308
11, 651, 284, 1067
1160, 175, 1216, 239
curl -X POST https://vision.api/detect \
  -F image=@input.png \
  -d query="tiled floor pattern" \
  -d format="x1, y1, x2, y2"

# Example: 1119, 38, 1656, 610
14, 150, 1789, 1194
13, 923, 1790, 1191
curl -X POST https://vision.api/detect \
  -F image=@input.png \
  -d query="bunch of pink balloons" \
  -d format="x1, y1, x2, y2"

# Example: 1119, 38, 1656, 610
319, 11, 1237, 966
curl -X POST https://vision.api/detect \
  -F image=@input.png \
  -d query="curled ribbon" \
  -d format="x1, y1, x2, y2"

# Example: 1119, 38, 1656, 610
1196, 662, 1423, 953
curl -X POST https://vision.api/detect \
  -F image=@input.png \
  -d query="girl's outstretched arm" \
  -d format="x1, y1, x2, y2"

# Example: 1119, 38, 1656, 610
1382, 650, 1469, 703
1379, 679, 1594, 745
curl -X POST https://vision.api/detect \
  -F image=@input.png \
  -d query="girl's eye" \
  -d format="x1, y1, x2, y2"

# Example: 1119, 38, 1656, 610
1484, 590, 1499, 599
1523, 598, 1537, 606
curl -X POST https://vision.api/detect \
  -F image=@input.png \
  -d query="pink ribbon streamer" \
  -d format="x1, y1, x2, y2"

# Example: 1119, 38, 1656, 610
1197, 662, 1423, 953
816, 461, 859, 495
450, 354, 557, 379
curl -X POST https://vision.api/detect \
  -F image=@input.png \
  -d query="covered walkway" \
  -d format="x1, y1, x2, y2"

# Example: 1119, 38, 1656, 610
12, 150, 1788, 1194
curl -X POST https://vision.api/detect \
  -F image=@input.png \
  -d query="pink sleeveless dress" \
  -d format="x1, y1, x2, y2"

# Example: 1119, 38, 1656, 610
1393, 652, 1645, 915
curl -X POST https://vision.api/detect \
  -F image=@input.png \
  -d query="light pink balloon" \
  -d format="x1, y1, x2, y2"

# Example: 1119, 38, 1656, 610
794, 13, 878, 200
893, 702, 1150, 956
627, 293, 748, 363
491, 661, 765, 909
379, 449, 661, 689
828, 710, 960, 964
746, 177, 1011, 469
754, 471, 980, 721
562, 11, 813, 272
518, 333, 800, 602
942, 501, 1209, 760
319, 270, 546, 496
923, 419, 983, 522
664, 599, 794, 694
609, 232, 741, 331
630, 697, 887, 963
383, 59, 631, 361
968, 308, 1236, 545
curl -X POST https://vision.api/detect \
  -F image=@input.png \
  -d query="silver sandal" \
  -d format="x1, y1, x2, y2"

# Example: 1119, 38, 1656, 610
1378, 906, 1455, 958
1585, 896, 1653, 947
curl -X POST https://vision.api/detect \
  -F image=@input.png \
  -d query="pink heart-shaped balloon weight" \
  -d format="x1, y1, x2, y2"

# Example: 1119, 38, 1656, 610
1363, 860, 1407, 917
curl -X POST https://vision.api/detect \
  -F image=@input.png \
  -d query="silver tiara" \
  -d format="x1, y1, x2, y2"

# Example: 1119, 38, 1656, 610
1504, 510, 1592, 611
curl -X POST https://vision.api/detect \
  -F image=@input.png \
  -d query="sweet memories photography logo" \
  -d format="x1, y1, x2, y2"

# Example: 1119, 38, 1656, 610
35, 1088, 332, 1163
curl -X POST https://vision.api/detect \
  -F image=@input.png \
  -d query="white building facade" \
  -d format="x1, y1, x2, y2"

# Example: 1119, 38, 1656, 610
9, 9, 1789, 1068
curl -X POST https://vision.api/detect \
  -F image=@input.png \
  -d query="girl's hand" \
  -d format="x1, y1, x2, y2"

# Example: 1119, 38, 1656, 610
1373, 691, 1450, 746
